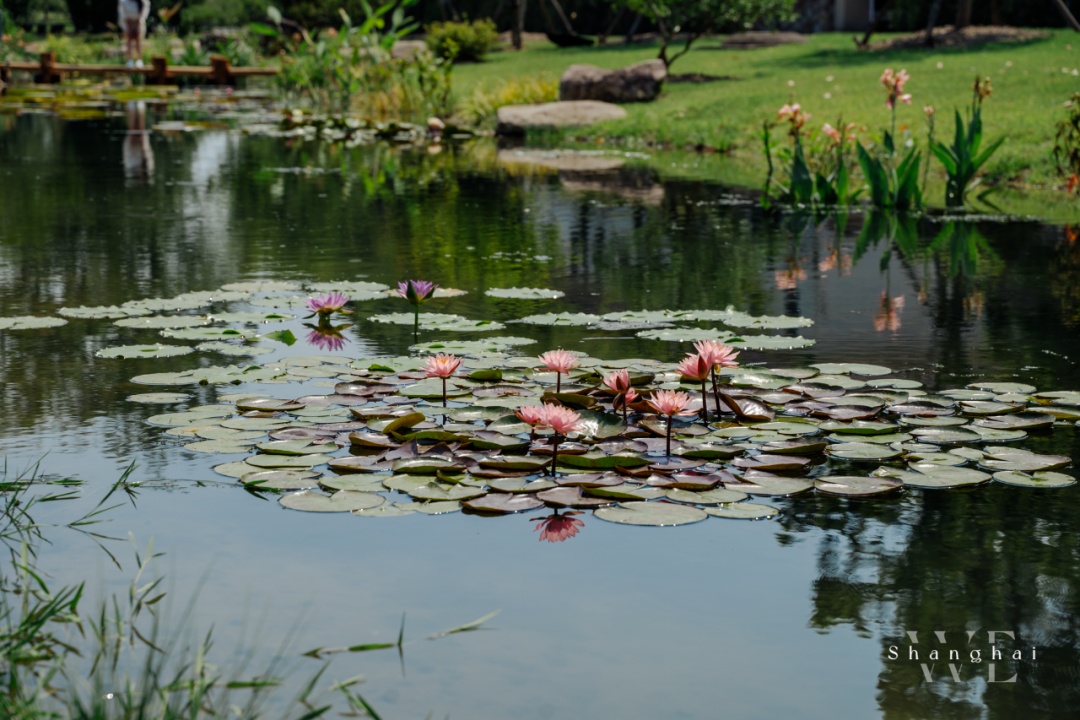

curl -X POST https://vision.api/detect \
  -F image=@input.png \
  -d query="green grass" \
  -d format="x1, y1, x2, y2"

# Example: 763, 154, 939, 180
451, 31, 1080, 218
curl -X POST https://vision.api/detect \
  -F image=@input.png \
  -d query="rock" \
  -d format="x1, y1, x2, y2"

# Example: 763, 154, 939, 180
558, 60, 667, 103
497, 149, 626, 173
495, 101, 628, 136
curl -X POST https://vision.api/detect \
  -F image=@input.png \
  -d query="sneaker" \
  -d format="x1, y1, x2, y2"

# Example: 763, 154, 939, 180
134, 59, 143, 68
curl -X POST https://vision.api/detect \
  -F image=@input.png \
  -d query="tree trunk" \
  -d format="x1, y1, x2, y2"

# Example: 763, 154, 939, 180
925, 0, 943, 46
512, 0, 526, 50
955, 0, 973, 29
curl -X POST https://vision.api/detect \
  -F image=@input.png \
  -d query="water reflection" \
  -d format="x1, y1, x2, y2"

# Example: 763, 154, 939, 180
305, 321, 352, 352
122, 101, 154, 182
532, 510, 585, 543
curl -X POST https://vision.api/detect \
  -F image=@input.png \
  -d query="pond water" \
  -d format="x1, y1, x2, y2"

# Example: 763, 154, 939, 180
2, 107, 1080, 719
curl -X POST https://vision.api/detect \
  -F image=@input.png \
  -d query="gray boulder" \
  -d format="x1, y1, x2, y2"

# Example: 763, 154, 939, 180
496, 101, 628, 136
559, 60, 667, 103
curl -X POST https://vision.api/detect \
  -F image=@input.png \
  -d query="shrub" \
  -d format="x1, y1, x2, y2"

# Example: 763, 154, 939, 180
459, 74, 558, 127
1053, 93, 1080, 193
425, 18, 499, 63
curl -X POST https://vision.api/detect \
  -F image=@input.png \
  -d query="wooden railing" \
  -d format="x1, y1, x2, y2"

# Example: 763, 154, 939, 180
1, 53, 278, 92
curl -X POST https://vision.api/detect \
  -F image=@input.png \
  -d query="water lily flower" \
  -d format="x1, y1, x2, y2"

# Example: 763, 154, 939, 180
397, 279, 438, 305
542, 404, 582, 437
693, 339, 740, 422
422, 353, 461, 407
305, 291, 351, 317
647, 389, 695, 459
538, 349, 578, 393
533, 511, 584, 543
677, 353, 714, 422
602, 369, 638, 423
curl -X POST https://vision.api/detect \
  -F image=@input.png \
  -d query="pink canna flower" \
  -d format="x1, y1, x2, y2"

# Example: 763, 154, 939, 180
881, 68, 912, 110
305, 291, 351, 316
693, 340, 740, 370
421, 353, 461, 379
822, 123, 842, 145
778, 102, 810, 137
542, 404, 582, 436
534, 512, 584, 543
396, 279, 439, 305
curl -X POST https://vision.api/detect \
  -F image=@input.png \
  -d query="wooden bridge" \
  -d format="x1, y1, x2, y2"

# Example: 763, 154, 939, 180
1, 52, 278, 92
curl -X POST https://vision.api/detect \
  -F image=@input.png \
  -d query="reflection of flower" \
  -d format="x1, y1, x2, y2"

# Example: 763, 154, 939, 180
396, 279, 438, 305
874, 291, 905, 332
305, 292, 351, 317
305, 324, 350, 351
421, 353, 461, 378
817, 249, 853, 275
539, 348, 578, 393
534, 511, 584, 543
774, 265, 808, 290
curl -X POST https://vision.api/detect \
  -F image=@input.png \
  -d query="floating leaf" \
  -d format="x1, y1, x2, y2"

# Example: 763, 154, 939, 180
246, 453, 333, 468
127, 392, 192, 404
408, 483, 486, 502
992, 471, 1076, 488
826, 443, 903, 461
703, 503, 780, 520
279, 490, 385, 513
0, 316, 68, 330
665, 487, 748, 504
462, 493, 544, 514
874, 463, 991, 489
97, 344, 195, 359
814, 476, 903, 496
242, 470, 321, 491
594, 501, 708, 526
485, 287, 565, 299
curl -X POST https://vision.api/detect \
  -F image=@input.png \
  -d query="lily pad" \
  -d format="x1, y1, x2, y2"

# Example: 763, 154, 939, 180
594, 501, 708, 526
814, 476, 903, 496
485, 287, 565, 299
874, 463, 991, 489
245, 453, 333, 468
408, 483, 486, 502
703, 503, 780, 520
462, 493, 545, 514
279, 489, 385, 513
97, 344, 195, 359
127, 392, 192, 404
0, 316, 68, 330
242, 470, 322, 491
992, 471, 1076, 488
826, 443, 903, 461
665, 487, 749, 505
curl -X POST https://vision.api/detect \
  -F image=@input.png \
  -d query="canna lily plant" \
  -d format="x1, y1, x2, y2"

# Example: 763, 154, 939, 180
930, 76, 1004, 207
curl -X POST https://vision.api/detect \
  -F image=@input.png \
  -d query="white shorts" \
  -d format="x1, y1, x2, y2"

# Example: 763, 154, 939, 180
118, 0, 149, 24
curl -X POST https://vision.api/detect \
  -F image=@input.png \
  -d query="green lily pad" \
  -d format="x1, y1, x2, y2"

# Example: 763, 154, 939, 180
198, 341, 274, 356
594, 501, 708, 526
256, 440, 339, 455
818, 420, 899, 436
161, 327, 259, 341
246, 453, 333, 468
408, 483, 486, 502
967, 381, 1037, 394
485, 287, 565, 299
488, 478, 557, 493
584, 484, 665, 501
874, 463, 991, 489
904, 452, 969, 466
393, 457, 466, 474
826, 443, 904, 461
814, 476, 903, 496
279, 490, 385, 513
559, 451, 651, 470
183, 440, 253, 454
127, 392, 192, 404
898, 415, 970, 427
973, 412, 1056, 431
515, 312, 601, 326
992, 471, 1076, 488
665, 487, 749, 505
479, 456, 551, 472
0, 316, 68, 330
59, 305, 150, 319
908, 427, 983, 445
242, 470, 321, 491
959, 401, 1024, 416
97, 344, 195, 359
811, 363, 892, 376
726, 475, 813, 496
462, 493, 545, 514
703, 503, 780, 520
979, 449, 1071, 472
573, 409, 628, 439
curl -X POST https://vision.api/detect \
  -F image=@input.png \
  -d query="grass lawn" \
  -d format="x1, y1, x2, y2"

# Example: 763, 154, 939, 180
452, 30, 1080, 219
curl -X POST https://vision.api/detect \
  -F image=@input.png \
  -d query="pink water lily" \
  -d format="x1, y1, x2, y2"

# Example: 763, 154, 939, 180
421, 353, 461, 379
305, 291, 351, 316
539, 348, 578, 393
542, 404, 582, 437
694, 339, 740, 422
647, 389, 695, 459
422, 352, 462, 407
396, 279, 439, 304
534, 511, 584, 543
677, 353, 713, 422
602, 369, 638, 423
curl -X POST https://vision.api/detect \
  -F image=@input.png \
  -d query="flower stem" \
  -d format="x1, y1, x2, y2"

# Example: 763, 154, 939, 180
665, 414, 673, 459
441, 377, 447, 408
550, 436, 561, 477
700, 380, 709, 423
556, 372, 562, 394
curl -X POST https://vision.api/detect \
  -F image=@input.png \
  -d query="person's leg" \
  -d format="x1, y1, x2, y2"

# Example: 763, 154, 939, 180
124, 18, 139, 63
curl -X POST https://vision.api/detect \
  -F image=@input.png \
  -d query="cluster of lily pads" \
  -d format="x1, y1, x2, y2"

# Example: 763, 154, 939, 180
132, 350, 1078, 536
0, 279, 818, 358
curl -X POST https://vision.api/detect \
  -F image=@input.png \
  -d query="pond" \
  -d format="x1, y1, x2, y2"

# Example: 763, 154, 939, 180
2, 106, 1079, 719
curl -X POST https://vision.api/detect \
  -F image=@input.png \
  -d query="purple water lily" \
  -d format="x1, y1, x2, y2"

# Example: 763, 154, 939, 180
305, 292, 351, 317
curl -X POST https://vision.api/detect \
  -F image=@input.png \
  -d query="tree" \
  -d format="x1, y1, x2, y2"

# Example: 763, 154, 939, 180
619, 0, 795, 69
